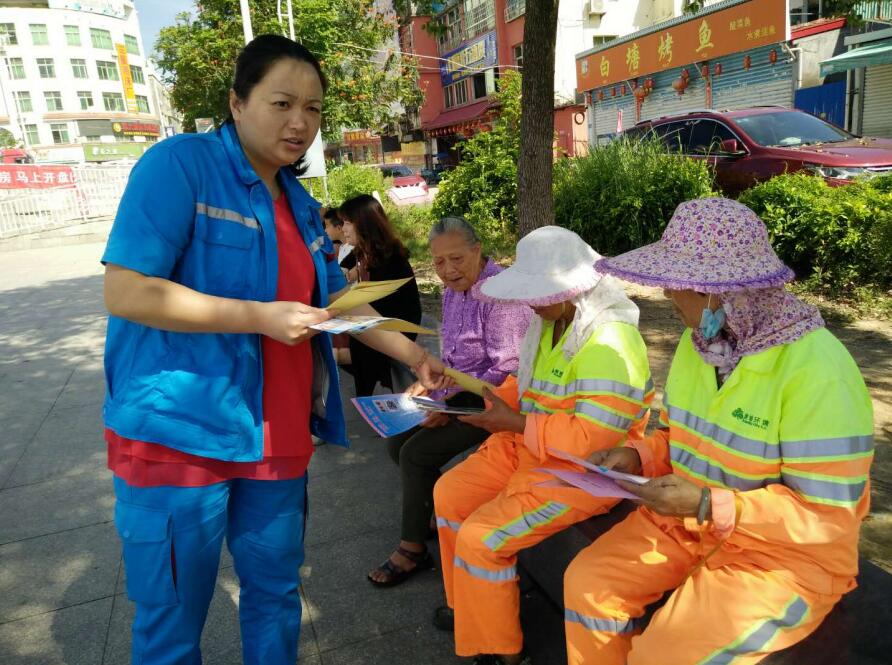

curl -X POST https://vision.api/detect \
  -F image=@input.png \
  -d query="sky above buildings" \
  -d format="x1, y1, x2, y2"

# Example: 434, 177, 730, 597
134, 0, 194, 58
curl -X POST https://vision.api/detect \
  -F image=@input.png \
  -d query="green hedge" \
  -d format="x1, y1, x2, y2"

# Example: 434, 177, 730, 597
739, 173, 892, 291
553, 138, 716, 256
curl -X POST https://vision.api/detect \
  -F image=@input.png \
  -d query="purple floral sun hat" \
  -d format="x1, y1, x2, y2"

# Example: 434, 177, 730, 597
595, 197, 793, 293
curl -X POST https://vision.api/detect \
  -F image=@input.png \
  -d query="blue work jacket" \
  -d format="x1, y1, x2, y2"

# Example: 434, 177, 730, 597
102, 122, 348, 461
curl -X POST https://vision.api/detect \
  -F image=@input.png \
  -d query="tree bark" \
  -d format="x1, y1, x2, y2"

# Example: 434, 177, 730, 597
517, 0, 560, 238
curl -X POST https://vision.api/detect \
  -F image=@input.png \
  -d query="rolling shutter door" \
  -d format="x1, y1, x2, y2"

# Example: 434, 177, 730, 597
862, 64, 892, 138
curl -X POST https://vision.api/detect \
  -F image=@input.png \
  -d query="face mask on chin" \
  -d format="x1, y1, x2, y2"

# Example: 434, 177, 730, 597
699, 303, 726, 340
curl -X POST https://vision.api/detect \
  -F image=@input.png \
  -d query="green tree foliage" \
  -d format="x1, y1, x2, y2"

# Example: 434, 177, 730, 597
553, 138, 716, 256
155, 0, 422, 137
739, 173, 892, 291
0, 129, 17, 149
432, 70, 522, 247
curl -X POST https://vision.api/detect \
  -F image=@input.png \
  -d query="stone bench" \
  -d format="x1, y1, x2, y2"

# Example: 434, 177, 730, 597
518, 503, 892, 665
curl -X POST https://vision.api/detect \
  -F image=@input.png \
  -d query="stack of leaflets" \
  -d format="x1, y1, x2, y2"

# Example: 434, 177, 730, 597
311, 315, 434, 336
351, 393, 487, 437
409, 396, 485, 416
320, 278, 436, 336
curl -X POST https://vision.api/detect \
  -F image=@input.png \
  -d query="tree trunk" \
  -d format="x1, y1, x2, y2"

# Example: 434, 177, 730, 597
517, 0, 560, 238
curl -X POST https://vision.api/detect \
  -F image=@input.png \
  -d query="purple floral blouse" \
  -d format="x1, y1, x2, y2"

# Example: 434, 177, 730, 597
440, 258, 532, 388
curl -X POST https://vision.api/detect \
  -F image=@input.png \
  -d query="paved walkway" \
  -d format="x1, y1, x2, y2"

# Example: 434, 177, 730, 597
0, 242, 563, 665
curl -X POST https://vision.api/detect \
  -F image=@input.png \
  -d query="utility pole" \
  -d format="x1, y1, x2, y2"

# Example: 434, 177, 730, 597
239, 0, 253, 45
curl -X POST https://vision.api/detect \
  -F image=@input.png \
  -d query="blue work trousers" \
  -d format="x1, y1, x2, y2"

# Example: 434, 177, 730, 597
113, 474, 308, 665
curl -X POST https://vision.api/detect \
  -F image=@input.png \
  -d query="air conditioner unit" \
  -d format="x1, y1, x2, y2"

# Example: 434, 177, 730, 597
588, 0, 606, 16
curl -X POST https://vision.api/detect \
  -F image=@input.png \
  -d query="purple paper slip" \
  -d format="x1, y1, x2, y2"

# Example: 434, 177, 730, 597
535, 468, 641, 501
546, 447, 649, 485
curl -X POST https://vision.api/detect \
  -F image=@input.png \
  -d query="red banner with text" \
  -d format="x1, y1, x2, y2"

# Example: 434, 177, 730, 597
0, 165, 76, 189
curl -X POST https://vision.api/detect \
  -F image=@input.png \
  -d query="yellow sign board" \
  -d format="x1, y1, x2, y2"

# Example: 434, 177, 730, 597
115, 43, 139, 113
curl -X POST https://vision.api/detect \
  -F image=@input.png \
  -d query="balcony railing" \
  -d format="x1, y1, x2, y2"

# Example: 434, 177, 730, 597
505, 0, 525, 23
465, 3, 496, 38
855, 0, 892, 21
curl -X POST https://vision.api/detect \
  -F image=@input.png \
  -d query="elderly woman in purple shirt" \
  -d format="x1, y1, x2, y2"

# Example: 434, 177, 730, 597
368, 217, 531, 588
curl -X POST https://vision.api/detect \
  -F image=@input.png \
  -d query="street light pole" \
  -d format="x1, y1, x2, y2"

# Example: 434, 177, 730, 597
286, 0, 295, 40
239, 0, 254, 45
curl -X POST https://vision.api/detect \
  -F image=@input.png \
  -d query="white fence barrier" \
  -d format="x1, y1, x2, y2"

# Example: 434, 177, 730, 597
0, 164, 132, 239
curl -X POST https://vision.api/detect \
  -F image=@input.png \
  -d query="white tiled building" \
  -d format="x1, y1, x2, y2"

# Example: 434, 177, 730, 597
0, 0, 164, 162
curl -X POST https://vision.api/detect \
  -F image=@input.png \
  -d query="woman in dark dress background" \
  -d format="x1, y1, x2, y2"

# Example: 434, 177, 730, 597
339, 194, 423, 396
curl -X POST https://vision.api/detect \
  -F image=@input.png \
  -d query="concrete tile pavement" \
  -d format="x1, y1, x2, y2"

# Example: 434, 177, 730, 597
0, 241, 564, 664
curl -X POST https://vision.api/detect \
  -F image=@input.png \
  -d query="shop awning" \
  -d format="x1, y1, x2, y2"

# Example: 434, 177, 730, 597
820, 39, 892, 76
423, 100, 493, 134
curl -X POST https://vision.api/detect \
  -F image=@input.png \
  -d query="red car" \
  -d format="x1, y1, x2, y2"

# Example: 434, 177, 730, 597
628, 107, 892, 196
377, 163, 429, 192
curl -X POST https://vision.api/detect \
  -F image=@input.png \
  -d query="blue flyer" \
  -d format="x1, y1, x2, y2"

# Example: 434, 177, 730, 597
351, 394, 427, 437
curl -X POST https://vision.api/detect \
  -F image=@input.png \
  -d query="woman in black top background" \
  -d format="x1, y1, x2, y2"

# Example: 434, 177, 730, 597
339, 194, 423, 396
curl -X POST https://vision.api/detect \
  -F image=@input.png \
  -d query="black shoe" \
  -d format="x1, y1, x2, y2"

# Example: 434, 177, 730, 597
432, 605, 454, 631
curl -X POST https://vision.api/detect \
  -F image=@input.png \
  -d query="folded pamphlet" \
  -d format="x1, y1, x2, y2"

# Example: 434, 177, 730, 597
328, 278, 414, 312
443, 367, 496, 397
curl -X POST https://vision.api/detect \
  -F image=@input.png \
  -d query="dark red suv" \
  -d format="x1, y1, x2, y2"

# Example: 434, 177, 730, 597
628, 107, 892, 197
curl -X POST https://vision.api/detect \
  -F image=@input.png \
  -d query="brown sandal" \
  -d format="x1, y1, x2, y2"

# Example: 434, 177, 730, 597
367, 546, 433, 588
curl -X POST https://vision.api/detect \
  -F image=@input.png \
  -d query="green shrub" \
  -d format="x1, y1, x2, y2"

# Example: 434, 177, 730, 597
432, 71, 521, 248
385, 203, 436, 263
553, 138, 716, 256
739, 173, 892, 291
303, 161, 388, 207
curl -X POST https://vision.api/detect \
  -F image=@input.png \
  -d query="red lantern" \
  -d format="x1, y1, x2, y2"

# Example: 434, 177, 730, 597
631, 80, 638, 89
633, 85, 648, 100
743, 55, 752, 70
597, 90, 605, 101
714, 63, 722, 76
701, 64, 709, 78
769, 49, 778, 64
680, 68, 690, 80
646, 77, 655, 89
611, 87, 617, 97
584, 91, 593, 105
671, 77, 689, 95
621, 85, 627, 96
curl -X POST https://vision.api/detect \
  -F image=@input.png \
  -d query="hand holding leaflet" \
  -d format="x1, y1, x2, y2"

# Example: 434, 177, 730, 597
546, 446, 649, 485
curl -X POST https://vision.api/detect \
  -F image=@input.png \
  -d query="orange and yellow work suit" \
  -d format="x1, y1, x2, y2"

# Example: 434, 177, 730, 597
434, 320, 653, 658
564, 328, 875, 665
